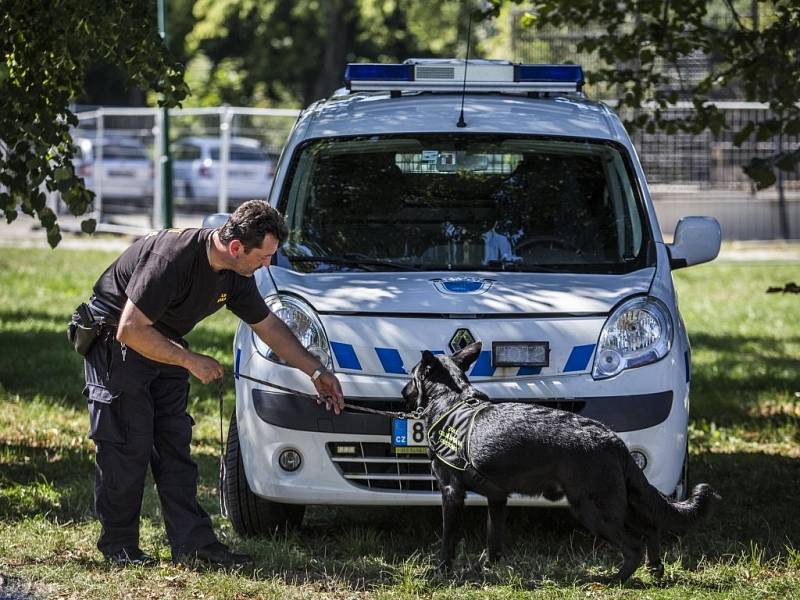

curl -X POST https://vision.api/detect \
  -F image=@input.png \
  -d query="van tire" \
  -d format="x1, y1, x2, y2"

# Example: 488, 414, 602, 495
221, 410, 305, 536
671, 442, 689, 501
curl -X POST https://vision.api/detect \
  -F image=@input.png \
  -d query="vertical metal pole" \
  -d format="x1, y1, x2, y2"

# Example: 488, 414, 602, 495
218, 106, 232, 214
153, 110, 163, 228
94, 109, 104, 222
158, 0, 173, 229
777, 130, 790, 239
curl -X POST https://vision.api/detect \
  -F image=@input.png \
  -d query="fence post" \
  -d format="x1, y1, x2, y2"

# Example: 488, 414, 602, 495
94, 109, 104, 223
153, 109, 163, 229
218, 105, 233, 214
157, 0, 173, 229
776, 131, 790, 239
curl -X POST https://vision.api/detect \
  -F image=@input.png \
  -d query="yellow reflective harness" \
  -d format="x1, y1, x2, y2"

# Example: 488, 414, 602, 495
427, 397, 507, 497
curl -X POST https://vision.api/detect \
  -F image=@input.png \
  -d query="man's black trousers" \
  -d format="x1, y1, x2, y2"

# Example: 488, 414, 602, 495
83, 334, 218, 557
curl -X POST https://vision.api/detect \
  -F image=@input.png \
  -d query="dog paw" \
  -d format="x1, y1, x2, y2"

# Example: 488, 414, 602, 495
647, 562, 664, 580
436, 559, 452, 573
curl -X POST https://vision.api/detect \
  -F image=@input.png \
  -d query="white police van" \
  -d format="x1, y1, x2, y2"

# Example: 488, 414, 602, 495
218, 59, 721, 534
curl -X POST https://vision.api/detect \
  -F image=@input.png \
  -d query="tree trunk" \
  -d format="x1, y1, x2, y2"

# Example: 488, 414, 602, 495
310, 0, 356, 104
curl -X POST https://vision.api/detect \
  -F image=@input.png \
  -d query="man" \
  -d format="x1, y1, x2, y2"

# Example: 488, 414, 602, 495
82, 200, 343, 568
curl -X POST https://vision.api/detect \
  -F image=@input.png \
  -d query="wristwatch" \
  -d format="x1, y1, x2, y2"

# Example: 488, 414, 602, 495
310, 366, 327, 382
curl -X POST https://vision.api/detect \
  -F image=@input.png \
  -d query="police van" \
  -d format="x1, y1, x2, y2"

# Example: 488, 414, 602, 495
217, 59, 721, 534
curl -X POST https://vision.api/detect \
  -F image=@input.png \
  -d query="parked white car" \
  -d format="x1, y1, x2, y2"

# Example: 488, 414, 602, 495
216, 59, 722, 535
73, 135, 153, 205
173, 136, 275, 205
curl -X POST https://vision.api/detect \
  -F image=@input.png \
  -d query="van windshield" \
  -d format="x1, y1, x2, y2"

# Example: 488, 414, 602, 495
277, 135, 651, 273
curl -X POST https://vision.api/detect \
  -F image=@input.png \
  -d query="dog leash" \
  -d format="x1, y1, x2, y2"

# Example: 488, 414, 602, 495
214, 370, 425, 516
231, 370, 418, 418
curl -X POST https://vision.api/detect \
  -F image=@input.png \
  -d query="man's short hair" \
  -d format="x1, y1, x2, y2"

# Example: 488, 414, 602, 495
218, 200, 288, 251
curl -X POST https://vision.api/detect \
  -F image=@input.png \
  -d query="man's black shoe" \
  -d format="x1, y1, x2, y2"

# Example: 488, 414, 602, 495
105, 547, 157, 567
173, 541, 252, 569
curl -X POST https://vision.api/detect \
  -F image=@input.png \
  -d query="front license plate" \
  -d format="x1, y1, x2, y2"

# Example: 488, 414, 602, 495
391, 418, 428, 447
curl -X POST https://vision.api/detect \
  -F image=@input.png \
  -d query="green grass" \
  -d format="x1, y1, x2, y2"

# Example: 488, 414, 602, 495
1, 247, 798, 599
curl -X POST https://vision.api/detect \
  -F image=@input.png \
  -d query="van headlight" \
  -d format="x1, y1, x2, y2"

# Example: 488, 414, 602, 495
592, 296, 673, 379
252, 295, 333, 370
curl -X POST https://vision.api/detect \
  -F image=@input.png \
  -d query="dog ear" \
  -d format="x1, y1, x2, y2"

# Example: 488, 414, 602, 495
450, 341, 482, 372
420, 349, 438, 366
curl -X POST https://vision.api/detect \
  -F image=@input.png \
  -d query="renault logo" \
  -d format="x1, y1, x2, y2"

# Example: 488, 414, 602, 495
449, 329, 476, 353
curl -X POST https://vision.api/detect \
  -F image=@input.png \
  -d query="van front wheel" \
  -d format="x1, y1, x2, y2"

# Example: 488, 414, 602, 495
671, 442, 689, 501
221, 411, 305, 536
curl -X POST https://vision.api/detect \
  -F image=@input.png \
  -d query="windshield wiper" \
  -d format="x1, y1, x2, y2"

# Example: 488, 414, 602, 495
285, 254, 421, 271
482, 260, 559, 272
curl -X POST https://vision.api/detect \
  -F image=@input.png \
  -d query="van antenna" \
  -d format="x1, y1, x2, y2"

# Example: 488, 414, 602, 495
456, 13, 473, 128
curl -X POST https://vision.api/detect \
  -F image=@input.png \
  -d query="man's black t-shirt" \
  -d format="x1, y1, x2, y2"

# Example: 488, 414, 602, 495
92, 228, 270, 340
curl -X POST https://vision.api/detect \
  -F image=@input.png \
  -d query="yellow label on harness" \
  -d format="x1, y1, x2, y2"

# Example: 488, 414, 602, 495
438, 425, 463, 453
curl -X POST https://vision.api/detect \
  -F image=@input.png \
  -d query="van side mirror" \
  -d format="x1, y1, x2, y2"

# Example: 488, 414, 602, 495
666, 216, 721, 270
202, 213, 231, 229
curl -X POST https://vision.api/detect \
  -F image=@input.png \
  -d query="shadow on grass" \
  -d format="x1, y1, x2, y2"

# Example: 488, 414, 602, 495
3, 438, 799, 591
689, 331, 800, 426
0, 309, 235, 413
201, 451, 800, 591
0, 443, 95, 522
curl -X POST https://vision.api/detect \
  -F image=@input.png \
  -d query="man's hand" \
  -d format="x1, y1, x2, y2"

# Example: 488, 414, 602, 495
186, 353, 224, 384
313, 371, 344, 415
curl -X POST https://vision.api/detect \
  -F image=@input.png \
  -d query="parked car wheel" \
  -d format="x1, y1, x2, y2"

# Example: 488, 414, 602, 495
222, 410, 305, 536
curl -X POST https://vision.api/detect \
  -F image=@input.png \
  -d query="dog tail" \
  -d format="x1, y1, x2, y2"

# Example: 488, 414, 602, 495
624, 452, 720, 535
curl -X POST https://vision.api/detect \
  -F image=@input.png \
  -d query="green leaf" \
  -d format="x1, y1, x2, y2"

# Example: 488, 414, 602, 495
53, 166, 72, 182
46, 225, 62, 249
80, 218, 97, 234
784, 119, 800, 136
733, 122, 755, 147
38, 207, 57, 230
3, 208, 18, 224
742, 160, 777, 190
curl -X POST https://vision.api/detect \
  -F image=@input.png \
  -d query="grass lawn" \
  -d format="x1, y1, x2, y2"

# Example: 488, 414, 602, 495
0, 246, 798, 599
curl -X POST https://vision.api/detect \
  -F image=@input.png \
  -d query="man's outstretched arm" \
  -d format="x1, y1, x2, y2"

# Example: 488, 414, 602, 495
117, 299, 223, 384
251, 312, 344, 414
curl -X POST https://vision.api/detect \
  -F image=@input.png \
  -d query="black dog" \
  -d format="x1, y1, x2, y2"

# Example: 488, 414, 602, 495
402, 342, 719, 582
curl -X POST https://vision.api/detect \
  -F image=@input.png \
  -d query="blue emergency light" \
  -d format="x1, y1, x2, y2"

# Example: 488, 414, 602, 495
344, 59, 584, 94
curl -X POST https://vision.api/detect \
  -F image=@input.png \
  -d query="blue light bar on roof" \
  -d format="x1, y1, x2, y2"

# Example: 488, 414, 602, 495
516, 64, 584, 87
343, 63, 413, 83
343, 60, 584, 94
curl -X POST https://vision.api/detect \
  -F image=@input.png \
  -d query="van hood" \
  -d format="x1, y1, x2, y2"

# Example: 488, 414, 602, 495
266, 268, 655, 315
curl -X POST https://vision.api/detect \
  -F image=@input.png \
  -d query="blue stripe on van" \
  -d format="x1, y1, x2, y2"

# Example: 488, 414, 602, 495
375, 347, 407, 374
469, 351, 496, 377
331, 342, 362, 370
684, 350, 691, 383
517, 366, 542, 376
563, 344, 596, 372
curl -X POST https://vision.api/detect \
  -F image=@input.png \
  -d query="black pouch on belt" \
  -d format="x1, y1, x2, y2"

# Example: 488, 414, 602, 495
67, 302, 104, 356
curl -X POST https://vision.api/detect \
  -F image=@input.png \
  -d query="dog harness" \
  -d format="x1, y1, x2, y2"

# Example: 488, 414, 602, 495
428, 396, 507, 497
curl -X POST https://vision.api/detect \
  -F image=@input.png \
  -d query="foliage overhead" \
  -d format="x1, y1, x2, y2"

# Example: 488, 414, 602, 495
185, 0, 485, 107
0, 0, 189, 247
482, 0, 800, 190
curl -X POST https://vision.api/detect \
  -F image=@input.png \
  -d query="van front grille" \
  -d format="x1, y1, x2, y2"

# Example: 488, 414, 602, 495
327, 442, 437, 492
325, 400, 585, 493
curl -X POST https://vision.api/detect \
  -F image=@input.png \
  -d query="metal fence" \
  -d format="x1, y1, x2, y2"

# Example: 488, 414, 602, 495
509, 11, 799, 240
55, 104, 799, 240
55, 106, 300, 233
